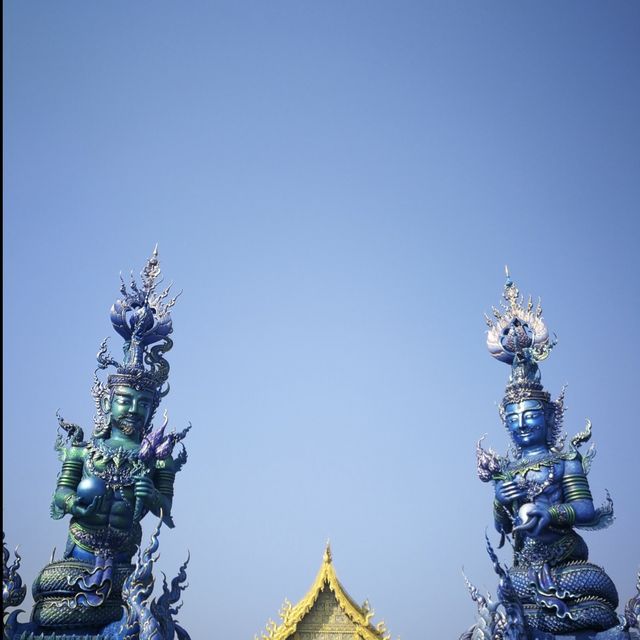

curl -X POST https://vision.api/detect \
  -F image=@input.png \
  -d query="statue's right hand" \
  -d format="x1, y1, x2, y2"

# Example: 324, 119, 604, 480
69, 495, 102, 517
495, 480, 527, 505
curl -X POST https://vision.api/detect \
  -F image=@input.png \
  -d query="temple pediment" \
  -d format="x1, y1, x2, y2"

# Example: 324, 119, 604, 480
258, 544, 390, 640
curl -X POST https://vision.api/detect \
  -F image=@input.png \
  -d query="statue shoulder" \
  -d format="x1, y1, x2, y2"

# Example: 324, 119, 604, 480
562, 453, 587, 476
63, 443, 88, 462
154, 455, 177, 472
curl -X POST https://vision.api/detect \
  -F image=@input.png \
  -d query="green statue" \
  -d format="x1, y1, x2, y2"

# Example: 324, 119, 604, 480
32, 249, 190, 632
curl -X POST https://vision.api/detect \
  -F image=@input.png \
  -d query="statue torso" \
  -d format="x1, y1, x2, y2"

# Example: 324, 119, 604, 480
502, 454, 567, 543
74, 438, 149, 532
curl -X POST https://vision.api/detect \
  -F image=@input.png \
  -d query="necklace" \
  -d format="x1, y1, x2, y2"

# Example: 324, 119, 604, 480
513, 460, 556, 501
510, 452, 557, 474
85, 438, 147, 489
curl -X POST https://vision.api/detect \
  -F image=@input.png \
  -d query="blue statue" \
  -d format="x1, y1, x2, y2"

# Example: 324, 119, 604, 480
473, 270, 629, 638
3, 249, 191, 640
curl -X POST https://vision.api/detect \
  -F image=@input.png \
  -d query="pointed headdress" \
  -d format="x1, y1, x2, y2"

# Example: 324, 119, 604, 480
91, 248, 180, 432
485, 268, 565, 447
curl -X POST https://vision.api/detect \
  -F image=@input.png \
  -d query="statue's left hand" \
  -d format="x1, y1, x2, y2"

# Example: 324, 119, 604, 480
134, 476, 158, 507
512, 505, 551, 537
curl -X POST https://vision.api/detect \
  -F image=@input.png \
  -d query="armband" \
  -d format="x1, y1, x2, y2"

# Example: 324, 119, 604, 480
562, 474, 593, 502
155, 470, 176, 498
57, 459, 84, 489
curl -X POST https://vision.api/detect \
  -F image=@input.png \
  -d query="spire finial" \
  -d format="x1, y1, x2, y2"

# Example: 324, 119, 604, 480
323, 539, 332, 564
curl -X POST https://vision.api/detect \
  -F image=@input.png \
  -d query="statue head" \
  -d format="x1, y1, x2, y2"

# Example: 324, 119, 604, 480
504, 399, 549, 449
500, 389, 565, 456
91, 248, 179, 440
101, 385, 156, 440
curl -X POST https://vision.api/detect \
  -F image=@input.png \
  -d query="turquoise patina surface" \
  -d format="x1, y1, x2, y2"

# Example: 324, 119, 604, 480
3, 250, 191, 640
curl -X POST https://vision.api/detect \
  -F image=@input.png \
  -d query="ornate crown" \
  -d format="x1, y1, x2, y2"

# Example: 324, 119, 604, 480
485, 267, 557, 406
91, 248, 180, 432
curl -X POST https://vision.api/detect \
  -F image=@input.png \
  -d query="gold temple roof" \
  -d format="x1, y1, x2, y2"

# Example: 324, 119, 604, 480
257, 543, 391, 640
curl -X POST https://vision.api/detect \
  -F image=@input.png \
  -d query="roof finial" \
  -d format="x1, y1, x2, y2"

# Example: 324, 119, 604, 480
323, 539, 332, 564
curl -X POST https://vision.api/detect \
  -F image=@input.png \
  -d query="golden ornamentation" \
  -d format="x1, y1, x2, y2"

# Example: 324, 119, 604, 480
258, 543, 392, 640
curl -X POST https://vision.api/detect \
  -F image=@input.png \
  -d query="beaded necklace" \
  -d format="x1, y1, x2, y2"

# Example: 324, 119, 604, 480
513, 456, 557, 501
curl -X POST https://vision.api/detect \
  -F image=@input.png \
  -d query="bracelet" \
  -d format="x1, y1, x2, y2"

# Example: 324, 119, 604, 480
548, 504, 576, 526
493, 499, 511, 523
64, 493, 77, 514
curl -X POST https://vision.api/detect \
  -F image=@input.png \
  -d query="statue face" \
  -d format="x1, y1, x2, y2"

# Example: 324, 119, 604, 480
106, 385, 155, 438
504, 400, 547, 449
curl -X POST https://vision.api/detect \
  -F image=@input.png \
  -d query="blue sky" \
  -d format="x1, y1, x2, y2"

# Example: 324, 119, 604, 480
3, 3, 639, 638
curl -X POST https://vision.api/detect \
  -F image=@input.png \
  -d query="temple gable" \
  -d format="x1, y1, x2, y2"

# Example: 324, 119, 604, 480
258, 544, 390, 640
294, 587, 357, 639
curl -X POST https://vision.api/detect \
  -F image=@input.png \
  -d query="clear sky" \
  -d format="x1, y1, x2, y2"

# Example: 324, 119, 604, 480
3, 2, 639, 639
